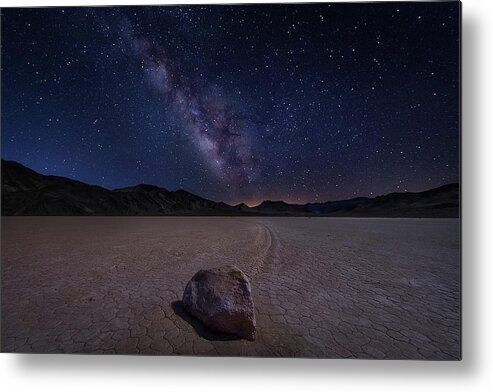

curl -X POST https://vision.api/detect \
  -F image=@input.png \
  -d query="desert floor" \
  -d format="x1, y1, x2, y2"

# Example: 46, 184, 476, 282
1, 217, 460, 359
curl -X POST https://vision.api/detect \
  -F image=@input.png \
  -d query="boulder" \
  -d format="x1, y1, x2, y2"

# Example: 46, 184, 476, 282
182, 266, 256, 340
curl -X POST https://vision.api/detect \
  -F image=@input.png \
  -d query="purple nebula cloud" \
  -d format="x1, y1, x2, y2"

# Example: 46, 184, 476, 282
121, 21, 258, 193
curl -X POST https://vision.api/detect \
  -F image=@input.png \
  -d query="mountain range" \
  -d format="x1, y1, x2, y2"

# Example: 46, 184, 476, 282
1, 159, 459, 217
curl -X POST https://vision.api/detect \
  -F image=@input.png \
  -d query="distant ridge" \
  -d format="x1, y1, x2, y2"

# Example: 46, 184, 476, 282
1, 159, 459, 217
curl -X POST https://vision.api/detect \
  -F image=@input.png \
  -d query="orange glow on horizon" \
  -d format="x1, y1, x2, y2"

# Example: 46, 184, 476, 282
240, 197, 312, 208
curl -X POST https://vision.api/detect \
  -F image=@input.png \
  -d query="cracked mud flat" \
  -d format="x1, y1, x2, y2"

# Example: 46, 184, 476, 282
1, 217, 460, 359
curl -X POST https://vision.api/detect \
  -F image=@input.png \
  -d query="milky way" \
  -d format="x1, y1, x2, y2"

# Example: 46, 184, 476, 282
1, 4, 460, 205
121, 19, 258, 194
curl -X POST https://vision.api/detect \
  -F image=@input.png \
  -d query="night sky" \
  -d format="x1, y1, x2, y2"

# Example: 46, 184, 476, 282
1, 2, 460, 206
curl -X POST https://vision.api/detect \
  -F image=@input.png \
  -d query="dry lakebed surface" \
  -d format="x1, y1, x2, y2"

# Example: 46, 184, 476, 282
1, 216, 460, 359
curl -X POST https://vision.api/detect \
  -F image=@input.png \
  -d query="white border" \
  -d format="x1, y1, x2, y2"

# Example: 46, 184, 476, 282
1, 0, 492, 391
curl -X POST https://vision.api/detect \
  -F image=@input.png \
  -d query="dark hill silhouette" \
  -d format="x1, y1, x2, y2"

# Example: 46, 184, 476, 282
1, 159, 459, 217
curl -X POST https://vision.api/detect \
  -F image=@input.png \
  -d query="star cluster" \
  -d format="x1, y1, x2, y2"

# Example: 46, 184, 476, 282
1, 3, 460, 205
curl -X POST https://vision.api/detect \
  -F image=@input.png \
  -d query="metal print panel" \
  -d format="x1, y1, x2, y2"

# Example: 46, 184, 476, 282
0, 2, 461, 359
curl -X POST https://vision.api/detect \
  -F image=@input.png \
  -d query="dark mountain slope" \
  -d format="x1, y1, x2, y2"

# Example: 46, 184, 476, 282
1, 159, 459, 217
1, 160, 236, 216
336, 183, 460, 218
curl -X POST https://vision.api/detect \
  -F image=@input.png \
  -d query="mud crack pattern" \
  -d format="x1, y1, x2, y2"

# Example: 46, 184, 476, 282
1, 217, 460, 358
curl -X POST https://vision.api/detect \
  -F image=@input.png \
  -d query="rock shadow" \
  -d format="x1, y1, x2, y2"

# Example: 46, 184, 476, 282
171, 300, 241, 341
